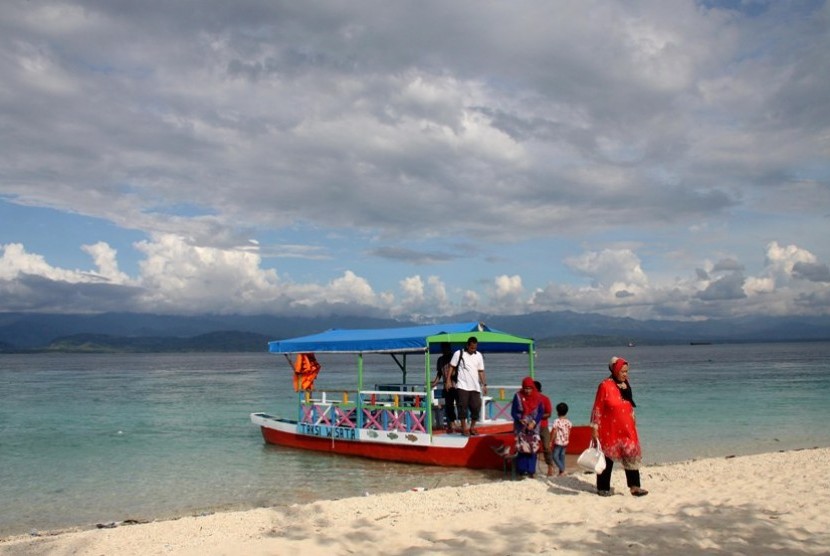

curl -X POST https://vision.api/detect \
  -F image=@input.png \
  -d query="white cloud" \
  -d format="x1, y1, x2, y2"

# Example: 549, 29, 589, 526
1, 237, 384, 315
325, 271, 379, 306
494, 274, 523, 299
81, 242, 131, 284
764, 241, 818, 280
393, 274, 452, 317
489, 274, 525, 313
0, 242, 106, 283
0, 243, 56, 280
399, 275, 425, 303
565, 249, 649, 291
133, 234, 281, 313
744, 275, 775, 296
1, 2, 829, 321
2, 235, 830, 319
461, 289, 480, 311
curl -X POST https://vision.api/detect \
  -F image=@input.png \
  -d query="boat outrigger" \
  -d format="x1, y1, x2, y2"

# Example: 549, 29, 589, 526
251, 321, 590, 470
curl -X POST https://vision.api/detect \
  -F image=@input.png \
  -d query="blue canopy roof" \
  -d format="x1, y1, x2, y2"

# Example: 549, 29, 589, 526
268, 321, 534, 354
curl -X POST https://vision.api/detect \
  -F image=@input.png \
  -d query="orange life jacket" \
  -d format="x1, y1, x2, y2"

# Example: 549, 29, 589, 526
292, 353, 321, 392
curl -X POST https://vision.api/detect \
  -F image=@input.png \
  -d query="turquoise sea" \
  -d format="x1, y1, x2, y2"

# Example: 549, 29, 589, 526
1, 342, 829, 536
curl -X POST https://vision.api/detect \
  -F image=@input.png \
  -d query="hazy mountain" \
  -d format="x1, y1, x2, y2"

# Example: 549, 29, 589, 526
481, 311, 830, 344
0, 312, 411, 351
43, 331, 274, 353
0, 311, 829, 352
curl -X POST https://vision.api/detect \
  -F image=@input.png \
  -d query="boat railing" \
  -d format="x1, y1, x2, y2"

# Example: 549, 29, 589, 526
298, 383, 519, 434
484, 384, 517, 422
298, 388, 430, 434
374, 383, 425, 392
358, 389, 430, 433
431, 384, 517, 423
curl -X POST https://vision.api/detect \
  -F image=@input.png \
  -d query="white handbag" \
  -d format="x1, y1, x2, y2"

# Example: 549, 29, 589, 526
577, 438, 607, 474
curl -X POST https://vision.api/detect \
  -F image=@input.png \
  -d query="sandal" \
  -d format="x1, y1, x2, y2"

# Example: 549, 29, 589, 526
469, 428, 479, 436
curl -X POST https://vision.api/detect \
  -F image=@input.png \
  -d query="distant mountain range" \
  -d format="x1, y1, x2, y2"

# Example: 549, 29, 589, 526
1, 311, 829, 353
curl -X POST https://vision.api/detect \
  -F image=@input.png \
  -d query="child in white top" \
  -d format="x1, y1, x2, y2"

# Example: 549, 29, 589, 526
551, 402, 572, 476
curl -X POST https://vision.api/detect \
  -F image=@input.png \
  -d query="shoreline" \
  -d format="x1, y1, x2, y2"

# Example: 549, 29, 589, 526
3, 446, 828, 555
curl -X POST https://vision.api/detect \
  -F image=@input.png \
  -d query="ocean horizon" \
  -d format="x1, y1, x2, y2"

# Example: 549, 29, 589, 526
2, 341, 829, 536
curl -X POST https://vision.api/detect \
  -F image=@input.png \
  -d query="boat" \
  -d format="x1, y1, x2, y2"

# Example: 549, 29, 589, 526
251, 321, 591, 470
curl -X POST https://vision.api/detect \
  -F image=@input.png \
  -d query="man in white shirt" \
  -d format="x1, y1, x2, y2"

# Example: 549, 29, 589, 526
450, 336, 488, 436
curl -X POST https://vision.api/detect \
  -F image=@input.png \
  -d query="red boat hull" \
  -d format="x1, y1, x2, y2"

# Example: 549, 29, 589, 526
254, 415, 591, 470
261, 421, 513, 469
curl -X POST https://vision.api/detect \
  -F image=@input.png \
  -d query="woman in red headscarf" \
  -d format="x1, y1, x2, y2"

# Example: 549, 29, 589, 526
590, 356, 648, 496
510, 377, 545, 477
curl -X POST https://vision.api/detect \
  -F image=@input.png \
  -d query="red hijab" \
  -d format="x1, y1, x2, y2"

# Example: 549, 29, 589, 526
609, 356, 628, 375
608, 356, 636, 407
519, 376, 542, 415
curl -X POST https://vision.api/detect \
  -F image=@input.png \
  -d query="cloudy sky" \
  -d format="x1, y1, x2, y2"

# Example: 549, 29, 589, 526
1, 0, 828, 321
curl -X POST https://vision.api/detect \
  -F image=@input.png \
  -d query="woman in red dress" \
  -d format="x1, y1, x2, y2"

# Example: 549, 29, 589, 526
590, 356, 649, 497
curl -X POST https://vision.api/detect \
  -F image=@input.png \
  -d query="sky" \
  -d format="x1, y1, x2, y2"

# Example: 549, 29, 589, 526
1, 0, 829, 321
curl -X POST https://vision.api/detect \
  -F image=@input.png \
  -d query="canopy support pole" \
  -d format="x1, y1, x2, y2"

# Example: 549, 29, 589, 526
390, 353, 407, 383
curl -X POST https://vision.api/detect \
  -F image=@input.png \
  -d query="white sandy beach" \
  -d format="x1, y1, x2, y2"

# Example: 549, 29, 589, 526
2, 447, 829, 555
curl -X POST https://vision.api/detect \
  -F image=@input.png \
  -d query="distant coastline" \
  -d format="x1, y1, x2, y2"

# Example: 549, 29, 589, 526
2, 331, 829, 354
0, 331, 273, 354
2, 310, 830, 353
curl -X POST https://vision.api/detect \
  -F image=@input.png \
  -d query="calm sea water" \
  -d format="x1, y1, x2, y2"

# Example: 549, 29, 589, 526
1, 342, 829, 536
